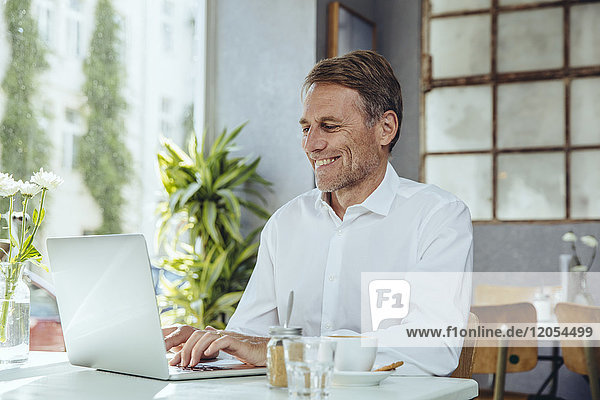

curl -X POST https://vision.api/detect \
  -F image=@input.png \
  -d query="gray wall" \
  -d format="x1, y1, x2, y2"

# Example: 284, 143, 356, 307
207, 0, 316, 221
375, 0, 421, 182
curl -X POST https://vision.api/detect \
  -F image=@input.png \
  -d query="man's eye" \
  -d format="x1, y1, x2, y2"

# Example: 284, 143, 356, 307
323, 124, 339, 131
301, 127, 310, 135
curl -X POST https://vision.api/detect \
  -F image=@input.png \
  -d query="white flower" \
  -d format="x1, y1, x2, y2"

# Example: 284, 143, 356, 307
31, 168, 63, 190
581, 235, 599, 249
561, 232, 577, 242
18, 180, 41, 197
0, 173, 19, 197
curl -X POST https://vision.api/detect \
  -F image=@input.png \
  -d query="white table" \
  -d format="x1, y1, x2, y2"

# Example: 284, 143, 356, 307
0, 352, 478, 400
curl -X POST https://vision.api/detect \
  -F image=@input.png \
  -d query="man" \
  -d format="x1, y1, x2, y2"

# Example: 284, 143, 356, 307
164, 50, 473, 375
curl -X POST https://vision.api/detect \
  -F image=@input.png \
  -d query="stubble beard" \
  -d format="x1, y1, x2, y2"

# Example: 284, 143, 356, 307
315, 153, 381, 193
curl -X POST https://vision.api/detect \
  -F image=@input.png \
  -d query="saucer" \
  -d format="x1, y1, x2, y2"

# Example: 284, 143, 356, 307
332, 370, 393, 387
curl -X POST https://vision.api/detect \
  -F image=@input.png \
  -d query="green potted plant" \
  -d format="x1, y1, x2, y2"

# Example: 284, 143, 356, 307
156, 124, 271, 328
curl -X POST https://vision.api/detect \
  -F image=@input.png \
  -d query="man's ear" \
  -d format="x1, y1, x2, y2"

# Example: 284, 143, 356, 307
378, 110, 398, 147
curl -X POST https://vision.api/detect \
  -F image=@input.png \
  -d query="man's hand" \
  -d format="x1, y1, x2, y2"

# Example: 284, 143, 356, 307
163, 325, 268, 367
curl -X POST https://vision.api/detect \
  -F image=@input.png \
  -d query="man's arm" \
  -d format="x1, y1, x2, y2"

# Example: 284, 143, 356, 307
226, 218, 279, 335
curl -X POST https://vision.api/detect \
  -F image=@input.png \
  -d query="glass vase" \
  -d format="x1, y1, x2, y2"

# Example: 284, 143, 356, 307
567, 269, 595, 305
0, 261, 30, 364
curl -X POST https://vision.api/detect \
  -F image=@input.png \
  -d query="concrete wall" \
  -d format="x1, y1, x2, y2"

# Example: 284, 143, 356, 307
375, 0, 421, 182
207, 0, 316, 222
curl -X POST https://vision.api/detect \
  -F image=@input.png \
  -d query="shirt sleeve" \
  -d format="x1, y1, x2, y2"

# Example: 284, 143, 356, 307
225, 218, 279, 336
329, 200, 474, 376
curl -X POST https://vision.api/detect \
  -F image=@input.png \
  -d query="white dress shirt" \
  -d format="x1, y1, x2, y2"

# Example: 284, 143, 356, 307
226, 163, 473, 375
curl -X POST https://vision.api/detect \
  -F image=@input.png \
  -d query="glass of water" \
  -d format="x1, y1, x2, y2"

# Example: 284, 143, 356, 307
283, 337, 336, 399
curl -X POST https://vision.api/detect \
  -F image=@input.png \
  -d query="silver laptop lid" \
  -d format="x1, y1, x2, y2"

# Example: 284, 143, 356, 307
47, 234, 170, 380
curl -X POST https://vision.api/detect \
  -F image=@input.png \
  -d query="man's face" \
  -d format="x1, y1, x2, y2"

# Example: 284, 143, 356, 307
300, 83, 386, 193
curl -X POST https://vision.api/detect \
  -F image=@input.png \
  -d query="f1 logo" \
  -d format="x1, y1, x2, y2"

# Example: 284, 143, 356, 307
368, 280, 410, 330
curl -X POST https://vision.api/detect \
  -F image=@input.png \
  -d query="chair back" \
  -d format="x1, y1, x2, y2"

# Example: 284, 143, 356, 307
555, 302, 600, 375
451, 312, 479, 379
471, 302, 538, 373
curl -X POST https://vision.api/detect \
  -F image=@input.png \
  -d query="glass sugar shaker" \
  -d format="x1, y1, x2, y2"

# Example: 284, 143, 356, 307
266, 326, 302, 388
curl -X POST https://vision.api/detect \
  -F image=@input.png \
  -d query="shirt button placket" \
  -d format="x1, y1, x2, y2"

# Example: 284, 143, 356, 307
321, 226, 343, 335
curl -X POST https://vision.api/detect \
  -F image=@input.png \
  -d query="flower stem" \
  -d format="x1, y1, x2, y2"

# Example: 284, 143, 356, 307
0, 300, 9, 343
7, 197, 14, 261
19, 189, 46, 260
0, 262, 22, 343
19, 197, 29, 259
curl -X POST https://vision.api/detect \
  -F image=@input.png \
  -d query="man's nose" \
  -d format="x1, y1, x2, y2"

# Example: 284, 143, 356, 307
302, 127, 327, 153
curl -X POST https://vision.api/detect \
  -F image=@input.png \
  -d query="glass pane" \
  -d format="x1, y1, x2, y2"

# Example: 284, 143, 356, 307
497, 80, 565, 148
497, 153, 565, 220
499, 0, 559, 5
571, 78, 600, 146
425, 85, 492, 152
497, 8, 563, 73
570, 4, 600, 67
338, 6, 374, 55
425, 154, 493, 220
430, 15, 491, 78
571, 150, 600, 219
431, 0, 490, 14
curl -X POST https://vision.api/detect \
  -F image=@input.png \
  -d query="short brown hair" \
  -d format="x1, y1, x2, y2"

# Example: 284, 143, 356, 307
303, 50, 403, 152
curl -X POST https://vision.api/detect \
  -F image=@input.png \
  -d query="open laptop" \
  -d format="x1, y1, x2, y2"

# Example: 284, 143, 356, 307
46, 233, 266, 380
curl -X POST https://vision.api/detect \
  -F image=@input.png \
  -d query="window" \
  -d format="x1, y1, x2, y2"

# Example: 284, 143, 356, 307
34, 0, 54, 45
66, 0, 83, 58
162, 22, 173, 52
0, 0, 204, 348
160, 97, 173, 136
421, 1, 600, 222
62, 108, 83, 170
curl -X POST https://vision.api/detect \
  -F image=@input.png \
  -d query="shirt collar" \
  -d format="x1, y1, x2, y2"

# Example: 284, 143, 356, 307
313, 162, 398, 217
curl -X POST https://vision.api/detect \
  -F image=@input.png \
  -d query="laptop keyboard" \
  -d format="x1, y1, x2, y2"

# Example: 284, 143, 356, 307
176, 365, 231, 372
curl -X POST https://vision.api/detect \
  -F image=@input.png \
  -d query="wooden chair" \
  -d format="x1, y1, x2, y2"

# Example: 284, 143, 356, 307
471, 303, 538, 400
555, 303, 600, 400
452, 312, 479, 379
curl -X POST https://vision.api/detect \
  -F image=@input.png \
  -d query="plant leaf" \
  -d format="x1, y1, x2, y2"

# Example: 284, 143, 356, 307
202, 200, 221, 245
217, 189, 241, 219
218, 212, 243, 243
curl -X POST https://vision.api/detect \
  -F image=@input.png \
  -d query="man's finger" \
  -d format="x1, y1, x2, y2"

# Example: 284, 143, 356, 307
189, 332, 222, 366
162, 326, 178, 337
179, 330, 206, 367
164, 326, 196, 351
169, 351, 182, 366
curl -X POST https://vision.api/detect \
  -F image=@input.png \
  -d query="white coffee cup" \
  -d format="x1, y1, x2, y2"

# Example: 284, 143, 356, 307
326, 335, 377, 372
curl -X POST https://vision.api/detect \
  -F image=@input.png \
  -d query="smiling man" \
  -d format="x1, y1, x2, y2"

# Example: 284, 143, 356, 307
164, 50, 473, 376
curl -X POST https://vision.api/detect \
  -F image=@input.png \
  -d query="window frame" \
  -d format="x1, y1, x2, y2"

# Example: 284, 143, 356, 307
420, 0, 600, 224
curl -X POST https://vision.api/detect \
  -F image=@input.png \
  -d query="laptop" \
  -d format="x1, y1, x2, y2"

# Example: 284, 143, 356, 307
46, 233, 266, 380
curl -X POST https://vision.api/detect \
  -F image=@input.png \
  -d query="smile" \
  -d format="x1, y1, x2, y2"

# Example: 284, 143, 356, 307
315, 157, 340, 167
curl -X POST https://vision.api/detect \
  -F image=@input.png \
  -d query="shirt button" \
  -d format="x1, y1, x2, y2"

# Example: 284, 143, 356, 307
337, 230, 342, 236
325, 323, 332, 330
328, 274, 335, 282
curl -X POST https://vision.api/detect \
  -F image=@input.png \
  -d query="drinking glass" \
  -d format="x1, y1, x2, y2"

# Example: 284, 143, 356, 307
283, 337, 336, 399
